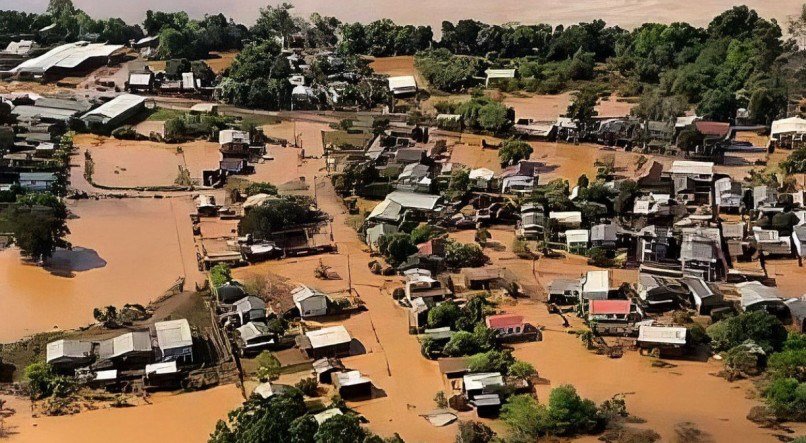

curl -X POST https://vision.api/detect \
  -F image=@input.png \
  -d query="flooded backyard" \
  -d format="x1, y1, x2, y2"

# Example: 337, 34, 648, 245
0, 197, 203, 343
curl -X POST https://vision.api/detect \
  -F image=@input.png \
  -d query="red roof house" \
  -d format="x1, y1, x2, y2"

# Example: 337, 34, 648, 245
694, 121, 730, 138
486, 314, 525, 332
588, 300, 632, 323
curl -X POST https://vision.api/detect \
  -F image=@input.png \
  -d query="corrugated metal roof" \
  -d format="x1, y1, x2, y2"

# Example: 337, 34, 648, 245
81, 94, 145, 124
11, 42, 123, 73
154, 319, 192, 351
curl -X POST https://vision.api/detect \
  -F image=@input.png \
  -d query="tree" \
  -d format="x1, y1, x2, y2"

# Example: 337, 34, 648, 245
210, 390, 307, 443
467, 349, 515, 373
410, 224, 441, 245
314, 414, 365, 443
251, 3, 299, 44
456, 421, 495, 443
376, 233, 418, 266
444, 168, 470, 201
764, 377, 806, 421
443, 331, 480, 357
9, 193, 71, 262
289, 415, 318, 443
696, 87, 737, 122
239, 198, 321, 239
415, 49, 482, 92
427, 302, 462, 329
255, 351, 282, 382
676, 129, 705, 153
500, 394, 544, 440
508, 361, 537, 379
477, 101, 511, 133
780, 147, 806, 175
245, 182, 279, 196
566, 87, 598, 127
445, 241, 488, 268
210, 263, 232, 287
93, 306, 119, 328
706, 311, 788, 353
498, 140, 533, 166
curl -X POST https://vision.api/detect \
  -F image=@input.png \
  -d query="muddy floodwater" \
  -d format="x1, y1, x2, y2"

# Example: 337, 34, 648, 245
8, 1, 803, 36
2, 384, 243, 442
0, 197, 203, 343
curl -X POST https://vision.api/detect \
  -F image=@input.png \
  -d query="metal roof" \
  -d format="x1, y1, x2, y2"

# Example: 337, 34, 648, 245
565, 229, 589, 244
81, 94, 145, 124
485, 69, 516, 79
237, 321, 272, 342
11, 41, 123, 73
638, 325, 687, 345
388, 76, 417, 92
306, 325, 351, 349
736, 281, 784, 309
670, 160, 714, 176
313, 408, 343, 424
463, 372, 504, 391
154, 319, 193, 351
99, 331, 152, 360
291, 285, 326, 303
334, 370, 371, 387
46, 339, 92, 362
771, 117, 806, 137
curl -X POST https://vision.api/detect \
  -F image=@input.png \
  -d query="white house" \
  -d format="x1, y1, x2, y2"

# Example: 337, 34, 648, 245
292, 285, 329, 318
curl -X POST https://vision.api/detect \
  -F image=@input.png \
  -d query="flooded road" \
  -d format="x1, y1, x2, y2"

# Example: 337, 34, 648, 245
0, 197, 203, 343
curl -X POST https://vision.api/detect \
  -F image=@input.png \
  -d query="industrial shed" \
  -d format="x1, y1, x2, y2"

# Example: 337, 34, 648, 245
81, 94, 146, 129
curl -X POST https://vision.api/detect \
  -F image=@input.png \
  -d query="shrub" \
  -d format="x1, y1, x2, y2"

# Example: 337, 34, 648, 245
210, 264, 232, 288
467, 349, 515, 373
255, 351, 281, 382
706, 311, 788, 353
456, 420, 495, 443
764, 377, 806, 421
25, 362, 57, 400
508, 361, 537, 379
498, 139, 533, 166
295, 377, 319, 397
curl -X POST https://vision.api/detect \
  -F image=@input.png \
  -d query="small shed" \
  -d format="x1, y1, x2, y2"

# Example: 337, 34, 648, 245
470, 393, 501, 418
565, 229, 589, 254
333, 370, 372, 399
388, 76, 417, 96
581, 270, 611, 300
292, 285, 329, 318
637, 325, 688, 356
485, 314, 525, 337
230, 296, 267, 326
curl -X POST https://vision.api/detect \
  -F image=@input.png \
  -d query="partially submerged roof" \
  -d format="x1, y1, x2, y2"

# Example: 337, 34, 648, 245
145, 361, 178, 376
291, 285, 327, 303
305, 325, 351, 349
694, 121, 730, 137
485, 314, 524, 329
388, 75, 417, 93
565, 229, 589, 244
637, 325, 687, 345
154, 319, 193, 350
313, 408, 343, 424
333, 370, 371, 387
549, 211, 582, 224
463, 372, 504, 391
237, 321, 273, 342
46, 339, 93, 363
591, 224, 618, 242
485, 69, 516, 79
386, 191, 441, 210
468, 168, 495, 180
771, 117, 806, 137
99, 331, 152, 360
219, 129, 249, 144
438, 357, 470, 375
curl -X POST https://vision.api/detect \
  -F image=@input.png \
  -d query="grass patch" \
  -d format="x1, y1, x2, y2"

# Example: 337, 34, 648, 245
147, 108, 187, 121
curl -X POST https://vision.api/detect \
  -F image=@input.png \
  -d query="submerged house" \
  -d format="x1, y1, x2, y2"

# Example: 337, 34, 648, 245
580, 270, 612, 301
333, 370, 372, 399
637, 325, 688, 356
463, 372, 504, 400
297, 325, 352, 358
681, 276, 724, 315
366, 191, 443, 225
98, 331, 153, 366
46, 339, 94, 370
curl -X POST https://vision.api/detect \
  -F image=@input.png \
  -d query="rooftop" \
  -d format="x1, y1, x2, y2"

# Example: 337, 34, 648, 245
154, 319, 193, 351
589, 300, 631, 315
637, 325, 687, 345
306, 325, 351, 349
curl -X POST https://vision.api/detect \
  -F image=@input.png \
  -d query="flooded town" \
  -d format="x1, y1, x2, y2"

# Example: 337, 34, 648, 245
1, 1, 806, 442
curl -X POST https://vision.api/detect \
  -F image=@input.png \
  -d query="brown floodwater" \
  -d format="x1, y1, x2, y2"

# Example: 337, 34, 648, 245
0, 197, 204, 343
2, 384, 243, 443
8, 1, 803, 35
